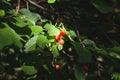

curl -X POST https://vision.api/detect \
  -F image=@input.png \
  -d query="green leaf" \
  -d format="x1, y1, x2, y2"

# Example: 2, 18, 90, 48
22, 65, 37, 75
37, 35, 49, 49
92, 0, 113, 13
57, 44, 63, 51
20, 9, 40, 25
83, 39, 97, 49
0, 23, 22, 51
112, 73, 120, 80
0, 10, 5, 17
83, 39, 95, 45
48, 0, 56, 3
44, 23, 60, 36
73, 65, 87, 80
68, 30, 77, 38
72, 42, 92, 63
51, 44, 60, 57
109, 47, 120, 54
13, 15, 30, 27
24, 35, 38, 52
29, 25, 43, 35
109, 52, 120, 59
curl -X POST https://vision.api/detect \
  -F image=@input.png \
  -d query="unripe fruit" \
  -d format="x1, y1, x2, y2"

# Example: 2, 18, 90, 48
55, 35, 61, 41
83, 65, 88, 71
55, 64, 61, 70
60, 30, 66, 36
59, 39, 64, 45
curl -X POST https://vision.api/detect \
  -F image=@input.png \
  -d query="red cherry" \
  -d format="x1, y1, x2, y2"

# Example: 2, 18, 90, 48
60, 30, 66, 36
59, 39, 64, 45
55, 64, 61, 70
55, 35, 61, 41
83, 65, 89, 71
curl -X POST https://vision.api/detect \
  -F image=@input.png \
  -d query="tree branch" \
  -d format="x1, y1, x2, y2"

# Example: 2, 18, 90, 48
26, 0, 47, 10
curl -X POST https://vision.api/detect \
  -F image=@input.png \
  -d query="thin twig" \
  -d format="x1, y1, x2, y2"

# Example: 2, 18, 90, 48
25, 0, 29, 10
26, 0, 47, 10
76, 30, 85, 47
16, 0, 21, 14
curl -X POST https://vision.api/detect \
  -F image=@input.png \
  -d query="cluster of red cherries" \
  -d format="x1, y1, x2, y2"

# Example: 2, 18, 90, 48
55, 30, 66, 45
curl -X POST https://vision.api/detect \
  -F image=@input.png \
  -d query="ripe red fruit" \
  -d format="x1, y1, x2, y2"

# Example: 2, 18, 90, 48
55, 35, 61, 41
55, 64, 61, 70
60, 30, 66, 36
83, 65, 89, 71
59, 39, 64, 45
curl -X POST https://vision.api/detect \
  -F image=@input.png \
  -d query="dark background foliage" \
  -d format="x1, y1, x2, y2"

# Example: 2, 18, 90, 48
0, 0, 120, 80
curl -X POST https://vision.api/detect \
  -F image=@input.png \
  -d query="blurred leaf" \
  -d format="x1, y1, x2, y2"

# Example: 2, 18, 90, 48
48, 0, 56, 3
57, 44, 63, 51
83, 39, 95, 45
83, 39, 97, 49
24, 35, 38, 51
37, 35, 49, 49
112, 73, 120, 80
20, 8, 40, 25
51, 44, 60, 57
73, 65, 87, 80
0, 23, 22, 51
44, 23, 60, 36
68, 30, 77, 38
13, 15, 30, 27
29, 25, 43, 35
109, 47, 120, 54
0, 10, 5, 17
92, 0, 113, 13
22, 65, 37, 75
72, 42, 92, 63
109, 52, 120, 59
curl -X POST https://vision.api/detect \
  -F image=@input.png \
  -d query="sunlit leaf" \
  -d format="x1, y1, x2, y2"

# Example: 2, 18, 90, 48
44, 23, 60, 36
20, 8, 40, 25
24, 35, 38, 51
109, 52, 120, 59
13, 15, 30, 27
48, 0, 56, 3
57, 44, 63, 51
0, 9, 5, 17
37, 35, 49, 49
51, 44, 60, 57
29, 25, 43, 35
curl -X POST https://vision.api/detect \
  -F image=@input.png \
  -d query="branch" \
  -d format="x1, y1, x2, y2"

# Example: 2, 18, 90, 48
16, 0, 21, 14
26, 0, 47, 10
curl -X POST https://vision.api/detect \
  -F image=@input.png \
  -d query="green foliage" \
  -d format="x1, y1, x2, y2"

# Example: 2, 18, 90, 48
0, 10, 5, 17
29, 25, 43, 35
0, 0, 120, 80
72, 42, 92, 63
24, 35, 38, 52
92, 0, 113, 13
73, 65, 87, 80
44, 23, 60, 36
51, 44, 60, 57
22, 65, 37, 75
47, 0, 56, 3
112, 73, 120, 80
0, 23, 22, 51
